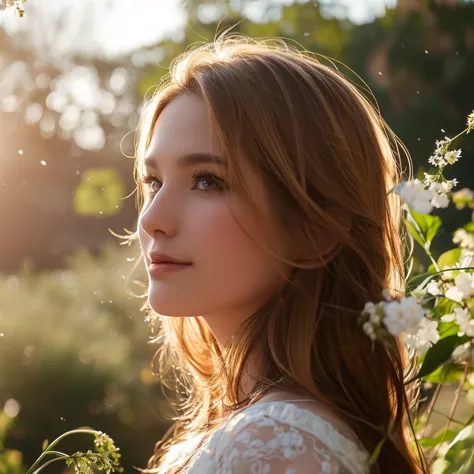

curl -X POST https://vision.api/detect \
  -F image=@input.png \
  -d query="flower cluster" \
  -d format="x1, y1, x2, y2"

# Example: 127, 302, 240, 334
467, 111, 474, 134
428, 137, 461, 168
394, 179, 437, 214
360, 293, 439, 356
26, 429, 124, 474
361, 110, 474, 364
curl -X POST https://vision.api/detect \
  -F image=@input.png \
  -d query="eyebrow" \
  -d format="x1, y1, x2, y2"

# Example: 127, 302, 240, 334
143, 152, 228, 170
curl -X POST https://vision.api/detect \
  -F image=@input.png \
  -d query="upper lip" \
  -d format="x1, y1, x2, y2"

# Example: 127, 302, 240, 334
149, 252, 191, 265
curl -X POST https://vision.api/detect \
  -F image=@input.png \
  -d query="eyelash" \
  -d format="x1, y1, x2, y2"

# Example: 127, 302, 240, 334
139, 169, 227, 196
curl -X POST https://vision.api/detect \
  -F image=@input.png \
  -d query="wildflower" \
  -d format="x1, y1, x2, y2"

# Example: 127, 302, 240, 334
403, 318, 439, 356
460, 250, 474, 268
453, 228, 474, 250
452, 187, 474, 210
383, 296, 425, 337
451, 341, 472, 363
362, 321, 377, 341
453, 271, 474, 298
427, 279, 442, 296
361, 301, 384, 340
467, 110, 474, 134
431, 191, 449, 209
444, 149, 462, 165
442, 307, 474, 337
394, 179, 435, 214
441, 264, 458, 281
423, 173, 436, 187
428, 137, 452, 167
445, 286, 463, 302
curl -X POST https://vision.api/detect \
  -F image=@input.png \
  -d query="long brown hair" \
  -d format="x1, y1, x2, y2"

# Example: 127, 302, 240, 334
125, 33, 429, 473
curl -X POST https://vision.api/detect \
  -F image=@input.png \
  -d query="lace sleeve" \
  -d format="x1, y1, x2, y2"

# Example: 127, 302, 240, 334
214, 414, 362, 474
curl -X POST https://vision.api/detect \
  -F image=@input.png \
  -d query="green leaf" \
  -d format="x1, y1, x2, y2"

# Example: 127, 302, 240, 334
423, 364, 466, 384
465, 222, 474, 232
438, 248, 463, 271
42, 438, 49, 450
405, 219, 425, 248
434, 298, 456, 319
410, 273, 437, 296
438, 320, 460, 337
444, 424, 474, 469
409, 335, 471, 382
410, 210, 442, 248
418, 429, 457, 447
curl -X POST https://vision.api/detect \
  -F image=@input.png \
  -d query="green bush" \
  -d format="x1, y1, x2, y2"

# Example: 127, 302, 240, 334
0, 243, 170, 472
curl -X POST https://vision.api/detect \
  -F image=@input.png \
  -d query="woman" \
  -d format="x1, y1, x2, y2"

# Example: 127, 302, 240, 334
127, 33, 428, 473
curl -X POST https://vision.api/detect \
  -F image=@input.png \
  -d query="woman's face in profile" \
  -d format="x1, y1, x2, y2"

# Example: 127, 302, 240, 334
137, 92, 288, 342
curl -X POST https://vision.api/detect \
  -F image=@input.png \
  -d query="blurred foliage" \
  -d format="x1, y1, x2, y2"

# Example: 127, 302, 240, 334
0, 411, 26, 474
0, 243, 171, 471
73, 168, 126, 217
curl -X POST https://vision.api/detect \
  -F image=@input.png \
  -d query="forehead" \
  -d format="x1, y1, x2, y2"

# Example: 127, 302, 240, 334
145, 92, 223, 162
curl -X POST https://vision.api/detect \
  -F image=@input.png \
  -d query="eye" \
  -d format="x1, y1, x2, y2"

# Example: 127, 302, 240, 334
140, 174, 160, 195
191, 169, 227, 194
139, 169, 228, 197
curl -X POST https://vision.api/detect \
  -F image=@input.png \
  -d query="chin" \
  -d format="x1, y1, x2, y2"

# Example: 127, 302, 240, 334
147, 296, 195, 318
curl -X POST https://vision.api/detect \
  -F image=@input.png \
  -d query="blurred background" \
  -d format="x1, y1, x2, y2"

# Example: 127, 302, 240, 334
1, 0, 474, 472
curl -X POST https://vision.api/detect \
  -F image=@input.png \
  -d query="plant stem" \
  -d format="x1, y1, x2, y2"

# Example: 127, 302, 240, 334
26, 429, 98, 474
407, 266, 474, 287
427, 359, 470, 465
32, 455, 68, 473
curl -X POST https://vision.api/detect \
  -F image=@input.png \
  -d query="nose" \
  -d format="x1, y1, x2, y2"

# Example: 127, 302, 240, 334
138, 188, 179, 238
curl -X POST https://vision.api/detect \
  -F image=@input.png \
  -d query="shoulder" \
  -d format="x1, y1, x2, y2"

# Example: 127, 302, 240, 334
213, 400, 370, 474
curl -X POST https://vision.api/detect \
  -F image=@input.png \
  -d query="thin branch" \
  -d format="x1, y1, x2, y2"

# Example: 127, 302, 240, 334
427, 360, 471, 465
420, 381, 443, 439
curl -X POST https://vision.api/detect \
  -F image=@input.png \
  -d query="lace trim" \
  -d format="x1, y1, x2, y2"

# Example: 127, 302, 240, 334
217, 401, 370, 474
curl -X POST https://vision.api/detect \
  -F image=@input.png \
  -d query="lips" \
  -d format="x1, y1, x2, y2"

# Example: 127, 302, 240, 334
148, 251, 192, 265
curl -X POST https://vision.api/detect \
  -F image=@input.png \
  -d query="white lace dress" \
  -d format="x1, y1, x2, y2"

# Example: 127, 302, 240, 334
164, 399, 371, 473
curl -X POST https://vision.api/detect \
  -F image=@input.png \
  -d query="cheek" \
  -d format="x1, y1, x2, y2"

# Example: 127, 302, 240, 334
193, 204, 255, 262
194, 203, 279, 288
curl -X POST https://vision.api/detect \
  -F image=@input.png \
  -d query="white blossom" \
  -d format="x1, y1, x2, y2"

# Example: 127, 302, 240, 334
427, 279, 442, 296
441, 252, 474, 281
403, 318, 439, 356
452, 188, 474, 210
429, 181, 456, 209
445, 286, 463, 302
366, 302, 381, 324
428, 137, 453, 168
443, 307, 474, 337
362, 321, 377, 341
453, 271, 474, 298
423, 173, 436, 187
431, 192, 449, 209
394, 179, 436, 214
383, 296, 425, 337
451, 342, 472, 363
460, 250, 474, 268
444, 149, 462, 165
441, 264, 457, 281
467, 111, 474, 134
453, 228, 474, 250
440, 313, 455, 322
